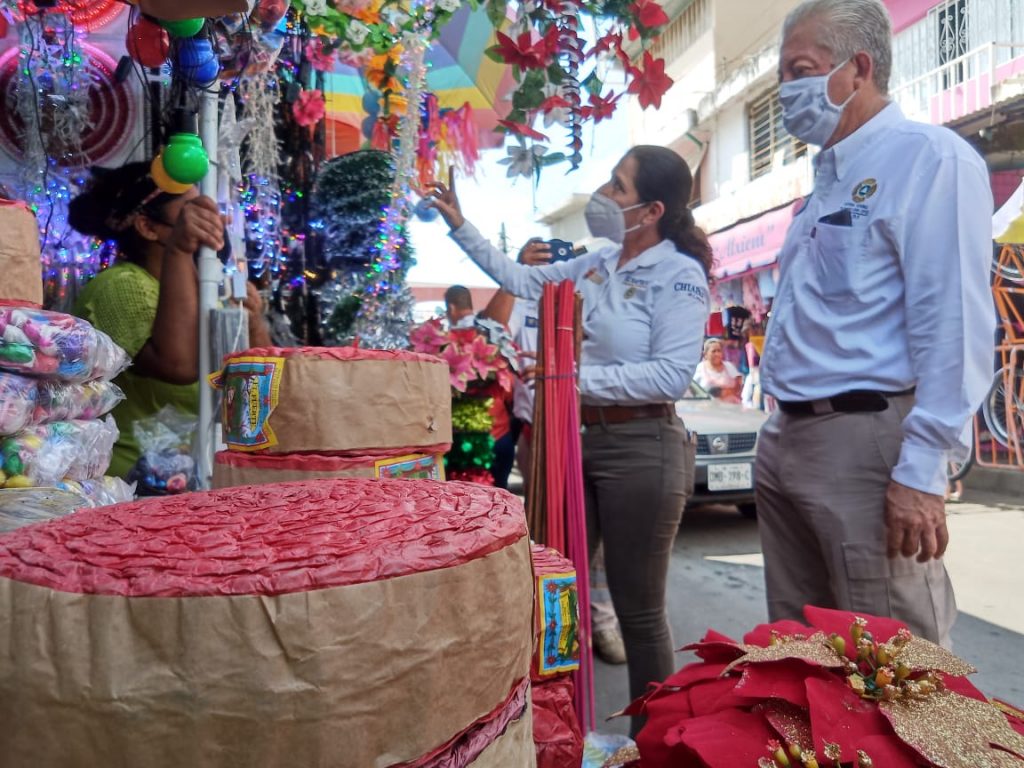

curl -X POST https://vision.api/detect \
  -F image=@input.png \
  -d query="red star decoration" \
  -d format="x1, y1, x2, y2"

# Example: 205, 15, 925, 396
628, 51, 674, 110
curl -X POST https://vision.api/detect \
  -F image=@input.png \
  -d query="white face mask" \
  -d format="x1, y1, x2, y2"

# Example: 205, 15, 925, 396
584, 192, 646, 244
778, 59, 857, 146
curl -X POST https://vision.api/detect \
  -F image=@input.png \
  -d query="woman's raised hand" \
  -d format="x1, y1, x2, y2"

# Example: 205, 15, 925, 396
166, 195, 225, 257
427, 167, 465, 231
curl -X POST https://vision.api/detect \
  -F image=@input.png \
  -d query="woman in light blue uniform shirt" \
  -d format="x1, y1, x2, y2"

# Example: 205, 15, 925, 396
431, 146, 711, 733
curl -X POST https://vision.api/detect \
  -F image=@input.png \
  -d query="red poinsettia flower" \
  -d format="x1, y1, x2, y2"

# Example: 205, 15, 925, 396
630, 0, 670, 30
540, 94, 571, 114
581, 90, 620, 123
491, 30, 550, 70
497, 119, 549, 142
628, 606, 1020, 768
628, 50, 674, 110
590, 30, 623, 57
303, 39, 335, 72
292, 89, 325, 127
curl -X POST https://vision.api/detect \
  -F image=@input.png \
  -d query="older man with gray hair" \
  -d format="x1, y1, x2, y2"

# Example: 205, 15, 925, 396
756, 0, 994, 646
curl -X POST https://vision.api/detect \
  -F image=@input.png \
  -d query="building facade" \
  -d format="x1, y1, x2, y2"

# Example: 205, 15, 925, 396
631, 0, 1024, 335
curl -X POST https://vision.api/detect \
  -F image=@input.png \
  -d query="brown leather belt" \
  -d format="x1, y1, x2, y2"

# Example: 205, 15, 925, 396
580, 403, 674, 426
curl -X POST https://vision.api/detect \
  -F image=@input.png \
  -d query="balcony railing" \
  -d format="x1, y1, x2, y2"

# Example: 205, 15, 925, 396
892, 41, 1024, 125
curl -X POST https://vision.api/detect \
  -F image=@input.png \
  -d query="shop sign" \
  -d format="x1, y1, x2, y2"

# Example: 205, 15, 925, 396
709, 202, 797, 279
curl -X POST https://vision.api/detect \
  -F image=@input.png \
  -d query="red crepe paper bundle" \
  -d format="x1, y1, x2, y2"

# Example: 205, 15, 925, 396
628, 606, 1024, 768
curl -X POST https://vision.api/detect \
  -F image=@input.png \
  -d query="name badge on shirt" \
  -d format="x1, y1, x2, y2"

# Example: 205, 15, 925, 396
584, 267, 605, 285
525, 316, 538, 328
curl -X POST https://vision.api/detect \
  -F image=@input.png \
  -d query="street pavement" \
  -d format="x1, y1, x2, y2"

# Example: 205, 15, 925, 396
589, 488, 1024, 736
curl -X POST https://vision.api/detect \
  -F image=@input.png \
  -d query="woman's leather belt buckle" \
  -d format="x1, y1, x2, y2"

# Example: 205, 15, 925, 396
580, 403, 674, 426
777, 387, 916, 417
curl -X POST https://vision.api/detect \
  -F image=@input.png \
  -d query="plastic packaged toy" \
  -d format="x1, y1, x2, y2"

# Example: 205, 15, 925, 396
0, 372, 125, 436
0, 417, 119, 488
0, 304, 128, 383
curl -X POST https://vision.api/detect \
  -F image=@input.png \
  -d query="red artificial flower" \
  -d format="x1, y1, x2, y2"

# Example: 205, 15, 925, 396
497, 119, 549, 142
303, 39, 335, 72
590, 30, 623, 57
491, 30, 550, 70
581, 90, 620, 123
292, 89, 326, 127
628, 50, 674, 110
540, 94, 571, 114
630, 0, 670, 30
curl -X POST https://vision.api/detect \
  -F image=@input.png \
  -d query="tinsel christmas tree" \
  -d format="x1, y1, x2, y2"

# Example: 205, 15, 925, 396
312, 150, 415, 348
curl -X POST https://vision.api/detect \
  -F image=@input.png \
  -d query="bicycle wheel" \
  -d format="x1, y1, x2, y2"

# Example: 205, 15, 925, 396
982, 369, 1010, 447
947, 439, 975, 483
992, 244, 1024, 284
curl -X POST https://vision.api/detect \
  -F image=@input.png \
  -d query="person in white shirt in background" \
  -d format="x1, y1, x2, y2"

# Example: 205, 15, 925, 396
693, 338, 743, 403
430, 146, 709, 735
443, 284, 476, 329
481, 242, 628, 667
757, 0, 995, 646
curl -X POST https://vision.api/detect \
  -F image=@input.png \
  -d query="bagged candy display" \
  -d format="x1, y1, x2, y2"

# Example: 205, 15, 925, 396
0, 372, 125, 436
0, 373, 36, 437
0, 304, 128, 383
0, 417, 119, 488
126, 406, 198, 496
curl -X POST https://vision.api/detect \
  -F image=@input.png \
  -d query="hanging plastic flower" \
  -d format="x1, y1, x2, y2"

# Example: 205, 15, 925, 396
629, 0, 671, 35
498, 142, 548, 178
582, 90, 621, 123
628, 50, 675, 110
292, 89, 326, 127
303, 39, 336, 72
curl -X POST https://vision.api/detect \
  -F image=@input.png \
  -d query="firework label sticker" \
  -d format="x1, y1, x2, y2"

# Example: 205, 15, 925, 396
374, 454, 445, 481
216, 356, 285, 451
538, 572, 581, 676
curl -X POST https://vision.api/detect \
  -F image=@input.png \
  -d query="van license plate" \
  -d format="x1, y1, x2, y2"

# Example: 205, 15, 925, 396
707, 463, 752, 491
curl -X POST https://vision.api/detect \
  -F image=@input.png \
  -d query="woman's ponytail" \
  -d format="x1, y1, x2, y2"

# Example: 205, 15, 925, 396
627, 146, 716, 278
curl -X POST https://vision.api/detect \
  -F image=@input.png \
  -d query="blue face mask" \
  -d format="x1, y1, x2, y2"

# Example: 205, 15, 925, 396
778, 59, 856, 147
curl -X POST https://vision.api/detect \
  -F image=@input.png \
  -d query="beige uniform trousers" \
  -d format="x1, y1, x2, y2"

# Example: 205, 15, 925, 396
754, 394, 956, 647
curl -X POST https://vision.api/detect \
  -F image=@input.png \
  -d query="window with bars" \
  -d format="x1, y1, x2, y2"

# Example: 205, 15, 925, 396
748, 89, 806, 180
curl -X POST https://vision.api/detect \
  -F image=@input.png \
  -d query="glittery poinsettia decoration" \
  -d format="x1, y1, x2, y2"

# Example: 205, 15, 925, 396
625, 606, 1024, 768
486, 0, 671, 180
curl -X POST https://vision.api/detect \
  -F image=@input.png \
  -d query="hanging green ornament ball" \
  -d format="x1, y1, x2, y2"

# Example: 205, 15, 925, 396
162, 133, 209, 184
159, 17, 205, 38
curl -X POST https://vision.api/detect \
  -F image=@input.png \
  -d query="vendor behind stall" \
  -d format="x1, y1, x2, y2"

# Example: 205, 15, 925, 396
69, 161, 265, 478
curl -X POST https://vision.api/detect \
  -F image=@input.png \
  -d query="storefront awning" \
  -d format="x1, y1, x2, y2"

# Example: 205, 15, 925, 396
708, 200, 799, 279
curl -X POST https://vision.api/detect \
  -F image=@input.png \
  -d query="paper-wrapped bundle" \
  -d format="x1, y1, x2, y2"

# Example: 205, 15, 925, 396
0, 478, 536, 767
212, 447, 448, 488
214, 346, 452, 455
0, 201, 43, 306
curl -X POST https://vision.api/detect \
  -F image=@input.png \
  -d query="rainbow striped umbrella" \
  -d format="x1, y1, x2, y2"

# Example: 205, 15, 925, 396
323, 4, 514, 154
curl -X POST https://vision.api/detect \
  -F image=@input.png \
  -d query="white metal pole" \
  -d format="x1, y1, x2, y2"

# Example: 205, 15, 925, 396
196, 88, 221, 489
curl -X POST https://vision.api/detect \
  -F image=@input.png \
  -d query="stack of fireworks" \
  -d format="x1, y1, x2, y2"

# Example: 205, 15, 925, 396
211, 346, 453, 488
0, 477, 537, 766
0, 303, 132, 516
531, 544, 585, 768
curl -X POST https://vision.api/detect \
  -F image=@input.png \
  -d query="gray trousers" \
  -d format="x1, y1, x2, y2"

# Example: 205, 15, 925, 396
754, 395, 956, 646
582, 414, 692, 731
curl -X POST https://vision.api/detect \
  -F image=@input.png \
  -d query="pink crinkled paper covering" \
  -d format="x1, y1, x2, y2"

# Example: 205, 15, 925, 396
0, 478, 526, 597
227, 345, 445, 366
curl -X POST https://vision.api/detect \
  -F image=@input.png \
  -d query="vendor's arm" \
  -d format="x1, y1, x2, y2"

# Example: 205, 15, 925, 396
580, 265, 710, 404
135, 196, 224, 384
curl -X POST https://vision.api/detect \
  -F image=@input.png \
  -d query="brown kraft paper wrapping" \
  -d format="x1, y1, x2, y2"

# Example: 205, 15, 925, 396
0, 538, 535, 768
0, 202, 43, 305
212, 452, 376, 487
470, 704, 537, 768
223, 355, 452, 454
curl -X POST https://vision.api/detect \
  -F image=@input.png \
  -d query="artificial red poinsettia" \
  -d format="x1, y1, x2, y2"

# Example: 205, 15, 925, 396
303, 38, 335, 72
497, 119, 549, 142
628, 50, 674, 110
625, 606, 1024, 768
581, 91, 620, 123
292, 89, 326, 127
490, 29, 552, 70
630, 0, 670, 30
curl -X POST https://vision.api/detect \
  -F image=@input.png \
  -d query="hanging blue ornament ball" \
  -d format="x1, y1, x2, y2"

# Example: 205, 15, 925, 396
176, 37, 220, 86
361, 115, 377, 140
361, 90, 381, 117
414, 198, 440, 222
